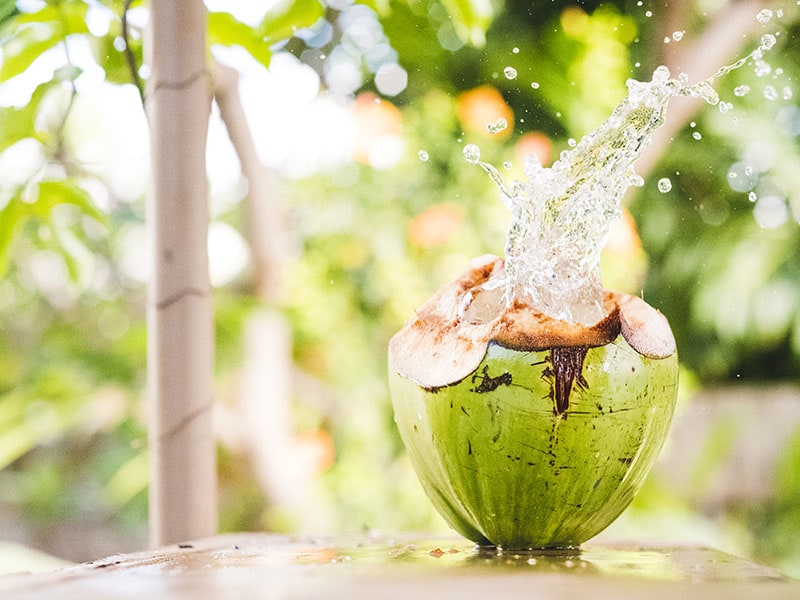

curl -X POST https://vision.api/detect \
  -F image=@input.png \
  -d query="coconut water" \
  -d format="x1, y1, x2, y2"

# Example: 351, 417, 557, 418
465, 33, 778, 326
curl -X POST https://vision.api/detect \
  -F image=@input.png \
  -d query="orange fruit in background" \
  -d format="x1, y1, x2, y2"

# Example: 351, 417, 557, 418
457, 86, 514, 138
515, 131, 553, 168
352, 92, 402, 164
408, 203, 463, 248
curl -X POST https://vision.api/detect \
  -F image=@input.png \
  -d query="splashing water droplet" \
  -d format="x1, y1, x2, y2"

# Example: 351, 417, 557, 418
487, 118, 508, 134
719, 101, 733, 113
756, 9, 773, 23
463, 144, 481, 164
663, 36, 671, 44
760, 33, 777, 50
672, 31, 684, 41
530, 82, 540, 89
755, 60, 771, 77
657, 177, 672, 193
503, 161, 513, 170
749, 191, 758, 202
692, 131, 702, 140
567, 138, 577, 148
418, 150, 429, 162
734, 85, 750, 97
645, 10, 652, 17
783, 86, 794, 100
504, 67, 518, 80
763, 85, 778, 100
512, 47, 520, 54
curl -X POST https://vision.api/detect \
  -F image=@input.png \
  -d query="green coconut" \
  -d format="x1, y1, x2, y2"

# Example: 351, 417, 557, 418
389, 255, 678, 549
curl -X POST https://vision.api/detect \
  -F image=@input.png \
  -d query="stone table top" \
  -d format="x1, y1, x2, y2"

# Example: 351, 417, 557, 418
1, 533, 798, 599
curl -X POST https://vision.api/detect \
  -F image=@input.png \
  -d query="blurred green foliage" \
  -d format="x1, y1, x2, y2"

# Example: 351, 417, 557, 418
0, 0, 799, 579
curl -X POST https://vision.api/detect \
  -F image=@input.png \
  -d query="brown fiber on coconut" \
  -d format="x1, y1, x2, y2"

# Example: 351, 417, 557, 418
388, 255, 676, 390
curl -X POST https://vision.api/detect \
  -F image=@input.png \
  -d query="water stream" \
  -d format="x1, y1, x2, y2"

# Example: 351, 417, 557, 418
465, 32, 778, 326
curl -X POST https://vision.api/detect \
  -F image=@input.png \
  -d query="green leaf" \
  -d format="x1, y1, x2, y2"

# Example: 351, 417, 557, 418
12, 1, 89, 35
35, 180, 107, 225
0, 108, 36, 154
438, 0, 494, 47
0, 179, 106, 277
0, 2, 89, 80
0, 81, 54, 153
208, 11, 271, 69
95, 42, 130, 86
57, 0, 91, 36
0, 195, 26, 277
356, 0, 390, 16
90, 33, 140, 86
258, 0, 324, 44
0, 24, 61, 81
0, 0, 18, 31
50, 216, 92, 285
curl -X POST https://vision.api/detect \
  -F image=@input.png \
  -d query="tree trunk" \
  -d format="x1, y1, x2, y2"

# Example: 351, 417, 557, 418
145, 1, 217, 547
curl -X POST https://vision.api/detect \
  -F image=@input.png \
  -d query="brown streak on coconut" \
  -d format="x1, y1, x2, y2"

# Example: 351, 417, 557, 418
470, 365, 513, 393
550, 347, 589, 415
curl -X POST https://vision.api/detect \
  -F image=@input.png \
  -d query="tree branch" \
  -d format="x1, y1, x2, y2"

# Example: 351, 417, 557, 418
122, 0, 145, 105
211, 60, 288, 303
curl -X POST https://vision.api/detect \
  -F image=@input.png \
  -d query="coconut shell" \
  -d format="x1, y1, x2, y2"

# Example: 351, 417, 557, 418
389, 255, 676, 390
388, 256, 680, 548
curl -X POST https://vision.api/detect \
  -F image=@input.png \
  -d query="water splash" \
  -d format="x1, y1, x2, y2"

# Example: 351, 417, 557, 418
463, 144, 481, 164
469, 36, 776, 325
756, 9, 773, 24
488, 118, 509, 134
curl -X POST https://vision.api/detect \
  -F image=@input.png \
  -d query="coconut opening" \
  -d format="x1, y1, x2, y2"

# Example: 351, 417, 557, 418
458, 279, 506, 325
389, 255, 676, 390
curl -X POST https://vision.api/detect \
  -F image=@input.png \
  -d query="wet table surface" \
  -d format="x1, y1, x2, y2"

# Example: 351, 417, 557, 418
1, 533, 799, 600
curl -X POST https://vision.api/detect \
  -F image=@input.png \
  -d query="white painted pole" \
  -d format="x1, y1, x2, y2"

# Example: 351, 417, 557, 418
145, 1, 217, 547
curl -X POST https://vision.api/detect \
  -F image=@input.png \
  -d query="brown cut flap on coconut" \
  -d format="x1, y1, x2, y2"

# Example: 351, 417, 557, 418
617, 294, 676, 359
389, 255, 676, 390
388, 255, 502, 390
492, 294, 620, 352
